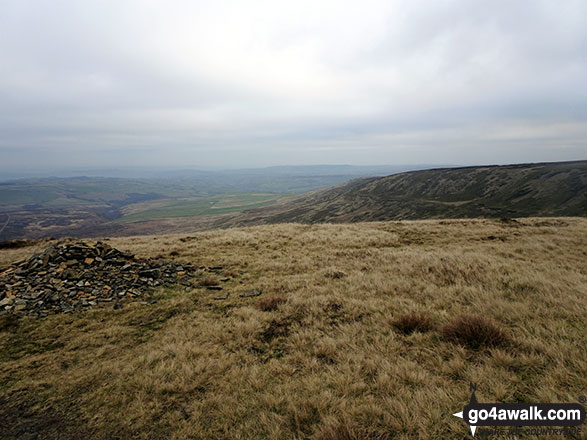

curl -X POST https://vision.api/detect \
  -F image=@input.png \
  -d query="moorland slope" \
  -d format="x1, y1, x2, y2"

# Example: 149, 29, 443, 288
1, 218, 586, 439
217, 161, 587, 227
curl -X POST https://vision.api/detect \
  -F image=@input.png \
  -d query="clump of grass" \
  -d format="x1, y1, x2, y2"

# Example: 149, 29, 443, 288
324, 270, 346, 279
323, 302, 343, 313
442, 314, 511, 349
392, 312, 435, 335
260, 319, 291, 342
169, 250, 179, 257
0, 314, 19, 332
198, 277, 219, 287
223, 269, 239, 278
257, 295, 287, 311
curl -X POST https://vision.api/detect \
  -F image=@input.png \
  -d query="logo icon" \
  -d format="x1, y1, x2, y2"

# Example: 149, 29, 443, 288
453, 382, 481, 436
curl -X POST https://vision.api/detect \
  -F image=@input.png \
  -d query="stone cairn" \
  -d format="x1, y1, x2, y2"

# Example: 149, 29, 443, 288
0, 241, 193, 317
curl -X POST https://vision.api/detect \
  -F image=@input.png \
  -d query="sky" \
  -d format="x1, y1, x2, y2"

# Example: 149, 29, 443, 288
1, 0, 586, 172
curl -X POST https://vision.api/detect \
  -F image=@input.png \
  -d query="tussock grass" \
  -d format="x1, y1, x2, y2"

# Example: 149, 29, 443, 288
198, 276, 220, 287
392, 312, 435, 335
258, 295, 288, 311
441, 314, 511, 349
0, 217, 586, 439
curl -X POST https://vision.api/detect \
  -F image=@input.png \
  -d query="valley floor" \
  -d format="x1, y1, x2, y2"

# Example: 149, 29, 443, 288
0, 218, 586, 439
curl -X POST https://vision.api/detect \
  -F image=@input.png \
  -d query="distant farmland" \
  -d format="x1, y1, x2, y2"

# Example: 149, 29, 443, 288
117, 193, 284, 222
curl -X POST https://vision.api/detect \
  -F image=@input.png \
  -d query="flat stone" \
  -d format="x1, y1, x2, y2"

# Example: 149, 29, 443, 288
0, 297, 14, 307
139, 269, 161, 279
240, 289, 262, 297
214, 292, 230, 300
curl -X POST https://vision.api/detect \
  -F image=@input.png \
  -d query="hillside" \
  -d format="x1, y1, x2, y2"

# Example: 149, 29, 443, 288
1, 218, 586, 439
217, 161, 587, 227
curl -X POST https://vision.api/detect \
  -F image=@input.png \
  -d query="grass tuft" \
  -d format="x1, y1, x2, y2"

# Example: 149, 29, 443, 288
442, 314, 511, 349
257, 295, 287, 311
324, 270, 347, 279
392, 312, 435, 335
260, 319, 291, 342
0, 314, 19, 332
198, 276, 219, 287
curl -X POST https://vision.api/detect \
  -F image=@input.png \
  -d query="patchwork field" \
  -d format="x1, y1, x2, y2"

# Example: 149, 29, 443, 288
118, 194, 284, 222
0, 218, 586, 439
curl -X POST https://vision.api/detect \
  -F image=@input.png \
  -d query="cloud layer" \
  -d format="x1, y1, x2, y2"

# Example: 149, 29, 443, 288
1, 0, 586, 170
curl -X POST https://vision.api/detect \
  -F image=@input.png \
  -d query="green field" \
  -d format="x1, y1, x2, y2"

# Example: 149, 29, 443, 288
118, 193, 283, 222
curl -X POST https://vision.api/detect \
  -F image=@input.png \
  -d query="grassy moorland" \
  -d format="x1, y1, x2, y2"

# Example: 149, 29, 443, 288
0, 218, 586, 439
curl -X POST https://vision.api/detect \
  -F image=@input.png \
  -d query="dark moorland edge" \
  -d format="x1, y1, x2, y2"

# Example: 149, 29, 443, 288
214, 160, 587, 228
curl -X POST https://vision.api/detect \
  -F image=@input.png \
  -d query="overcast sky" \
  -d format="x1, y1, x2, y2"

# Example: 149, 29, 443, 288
1, 0, 586, 171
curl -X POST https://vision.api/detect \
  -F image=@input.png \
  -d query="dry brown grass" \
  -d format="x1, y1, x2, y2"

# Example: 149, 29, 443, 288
441, 314, 511, 349
0, 217, 586, 439
258, 295, 288, 311
315, 417, 391, 440
324, 269, 347, 279
392, 312, 435, 335
198, 276, 220, 287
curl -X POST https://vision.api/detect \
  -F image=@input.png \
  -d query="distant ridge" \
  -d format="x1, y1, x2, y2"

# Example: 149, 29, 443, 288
217, 160, 587, 226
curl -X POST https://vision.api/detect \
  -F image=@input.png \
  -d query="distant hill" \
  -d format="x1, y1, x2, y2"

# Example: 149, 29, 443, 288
217, 161, 587, 226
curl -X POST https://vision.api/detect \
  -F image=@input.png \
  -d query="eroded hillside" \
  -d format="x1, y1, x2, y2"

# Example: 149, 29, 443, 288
216, 161, 587, 227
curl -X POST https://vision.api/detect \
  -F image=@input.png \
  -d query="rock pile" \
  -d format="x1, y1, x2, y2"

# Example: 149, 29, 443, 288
0, 241, 193, 317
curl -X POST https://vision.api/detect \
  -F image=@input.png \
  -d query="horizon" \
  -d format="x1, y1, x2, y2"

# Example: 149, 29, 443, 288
3, 159, 587, 181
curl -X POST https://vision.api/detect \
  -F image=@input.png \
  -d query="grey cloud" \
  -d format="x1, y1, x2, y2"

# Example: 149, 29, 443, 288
0, 0, 586, 172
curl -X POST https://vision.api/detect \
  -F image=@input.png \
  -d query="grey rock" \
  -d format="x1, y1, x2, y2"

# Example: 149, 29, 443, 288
0, 297, 15, 307
240, 289, 262, 297
214, 292, 230, 300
